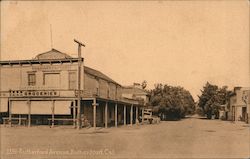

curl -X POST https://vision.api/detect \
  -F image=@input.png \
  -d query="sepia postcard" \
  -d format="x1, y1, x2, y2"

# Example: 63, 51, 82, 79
0, 0, 249, 159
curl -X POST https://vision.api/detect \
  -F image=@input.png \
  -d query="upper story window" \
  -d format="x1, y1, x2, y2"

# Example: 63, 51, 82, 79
28, 73, 36, 86
96, 88, 99, 96
43, 73, 60, 88
95, 78, 99, 96
115, 85, 118, 99
107, 89, 110, 98
69, 71, 77, 90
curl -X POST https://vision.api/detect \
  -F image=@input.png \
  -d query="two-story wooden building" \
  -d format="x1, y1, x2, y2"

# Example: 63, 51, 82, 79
0, 48, 144, 128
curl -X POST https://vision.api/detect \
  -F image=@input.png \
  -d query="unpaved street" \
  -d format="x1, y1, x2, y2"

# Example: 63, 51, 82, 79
1, 117, 249, 159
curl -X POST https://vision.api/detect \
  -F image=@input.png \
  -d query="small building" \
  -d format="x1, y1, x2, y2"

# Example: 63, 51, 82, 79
228, 87, 250, 123
0, 48, 144, 128
122, 83, 150, 106
121, 83, 150, 122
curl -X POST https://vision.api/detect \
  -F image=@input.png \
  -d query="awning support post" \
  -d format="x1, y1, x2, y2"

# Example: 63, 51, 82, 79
28, 100, 31, 127
8, 99, 12, 127
51, 100, 55, 128
136, 106, 138, 124
124, 105, 126, 125
93, 98, 97, 129
105, 102, 108, 128
115, 103, 118, 127
130, 105, 133, 126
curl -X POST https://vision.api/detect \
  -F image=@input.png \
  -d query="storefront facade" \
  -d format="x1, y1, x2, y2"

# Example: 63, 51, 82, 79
0, 49, 143, 128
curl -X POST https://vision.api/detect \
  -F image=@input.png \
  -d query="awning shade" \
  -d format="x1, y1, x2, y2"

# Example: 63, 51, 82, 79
31, 101, 52, 114
0, 98, 8, 112
12, 101, 29, 114
54, 101, 71, 115
9, 100, 72, 115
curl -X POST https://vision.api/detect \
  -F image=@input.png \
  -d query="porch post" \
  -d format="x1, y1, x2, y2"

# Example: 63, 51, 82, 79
18, 114, 21, 126
235, 107, 237, 121
51, 100, 55, 128
8, 99, 12, 127
124, 105, 126, 125
130, 105, 133, 126
73, 100, 76, 128
248, 103, 250, 124
93, 98, 97, 129
105, 102, 108, 128
142, 107, 144, 125
28, 100, 31, 127
136, 106, 138, 124
115, 103, 118, 127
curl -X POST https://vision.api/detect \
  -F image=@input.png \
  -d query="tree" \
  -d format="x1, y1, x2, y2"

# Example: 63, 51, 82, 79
198, 82, 231, 119
150, 83, 195, 120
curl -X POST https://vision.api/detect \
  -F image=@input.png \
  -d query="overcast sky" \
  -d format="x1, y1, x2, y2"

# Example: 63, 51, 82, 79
1, 1, 249, 101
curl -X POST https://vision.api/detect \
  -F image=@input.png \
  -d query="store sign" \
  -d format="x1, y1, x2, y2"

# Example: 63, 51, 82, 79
32, 65, 71, 71
10, 90, 59, 97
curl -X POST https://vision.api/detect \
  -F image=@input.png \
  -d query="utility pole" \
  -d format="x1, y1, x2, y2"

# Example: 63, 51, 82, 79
74, 39, 85, 129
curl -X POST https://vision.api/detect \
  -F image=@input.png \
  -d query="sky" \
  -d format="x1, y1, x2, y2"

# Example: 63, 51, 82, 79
1, 1, 249, 101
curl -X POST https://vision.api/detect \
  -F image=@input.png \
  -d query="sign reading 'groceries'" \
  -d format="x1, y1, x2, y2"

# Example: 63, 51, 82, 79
10, 90, 59, 97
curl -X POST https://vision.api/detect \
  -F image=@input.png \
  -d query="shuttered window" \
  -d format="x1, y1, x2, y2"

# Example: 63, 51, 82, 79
28, 73, 36, 86
69, 72, 76, 90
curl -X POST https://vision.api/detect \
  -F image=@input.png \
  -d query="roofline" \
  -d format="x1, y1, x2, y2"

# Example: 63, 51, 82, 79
0, 58, 83, 66
84, 66, 122, 86
35, 48, 72, 59
0, 59, 122, 86
84, 70, 122, 87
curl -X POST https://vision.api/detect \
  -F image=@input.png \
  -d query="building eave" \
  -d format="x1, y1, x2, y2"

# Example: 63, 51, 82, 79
0, 58, 82, 66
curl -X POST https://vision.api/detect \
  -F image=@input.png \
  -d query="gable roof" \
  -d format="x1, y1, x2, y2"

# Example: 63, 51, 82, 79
84, 66, 121, 86
35, 49, 120, 86
35, 48, 72, 60
122, 86, 149, 95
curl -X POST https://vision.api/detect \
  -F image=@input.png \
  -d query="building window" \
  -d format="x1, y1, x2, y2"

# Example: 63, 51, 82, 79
69, 71, 77, 90
28, 73, 36, 86
96, 88, 99, 96
43, 73, 60, 87
115, 86, 117, 99
95, 78, 99, 96
107, 89, 110, 98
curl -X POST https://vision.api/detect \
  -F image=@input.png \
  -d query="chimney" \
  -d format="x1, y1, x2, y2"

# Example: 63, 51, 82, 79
133, 83, 141, 89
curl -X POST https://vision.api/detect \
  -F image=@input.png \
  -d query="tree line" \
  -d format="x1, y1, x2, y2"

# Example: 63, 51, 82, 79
146, 81, 231, 120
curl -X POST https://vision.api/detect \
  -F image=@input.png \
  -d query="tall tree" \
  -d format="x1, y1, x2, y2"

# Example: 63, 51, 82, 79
198, 82, 230, 119
150, 84, 195, 120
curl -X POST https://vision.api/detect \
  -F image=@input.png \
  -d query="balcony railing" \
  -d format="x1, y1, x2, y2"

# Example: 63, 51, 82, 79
2, 89, 143, 105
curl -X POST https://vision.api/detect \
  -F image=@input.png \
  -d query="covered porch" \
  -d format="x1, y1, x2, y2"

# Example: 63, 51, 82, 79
80, 97, 144, 128
6, 97, 145, 128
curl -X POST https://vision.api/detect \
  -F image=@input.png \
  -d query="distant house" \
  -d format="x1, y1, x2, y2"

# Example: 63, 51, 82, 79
122, 83, 150, 106
0, 48, 144, 128
228, 87, 250, 123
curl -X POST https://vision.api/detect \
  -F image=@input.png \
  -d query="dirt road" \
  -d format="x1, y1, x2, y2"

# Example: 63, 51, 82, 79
1, 116, 249, 159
